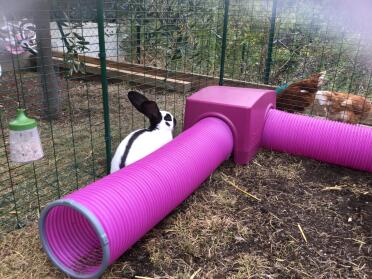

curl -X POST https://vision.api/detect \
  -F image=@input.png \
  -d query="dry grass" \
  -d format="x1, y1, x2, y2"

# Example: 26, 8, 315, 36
1, 150, 371, 278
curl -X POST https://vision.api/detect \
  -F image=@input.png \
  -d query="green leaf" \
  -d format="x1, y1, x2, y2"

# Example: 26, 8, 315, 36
78, 41, 90, 45
73, 32, 85, 41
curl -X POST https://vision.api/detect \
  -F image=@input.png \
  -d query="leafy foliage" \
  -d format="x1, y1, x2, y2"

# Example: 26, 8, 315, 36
52, 2, 91, 76
57, 19, 90, 76
115, 0, 222, 74
50, 0, 372, 94
223, 0, 371, 93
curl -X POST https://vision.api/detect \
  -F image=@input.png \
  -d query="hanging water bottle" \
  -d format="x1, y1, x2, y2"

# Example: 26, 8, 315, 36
9, 109, 44, 163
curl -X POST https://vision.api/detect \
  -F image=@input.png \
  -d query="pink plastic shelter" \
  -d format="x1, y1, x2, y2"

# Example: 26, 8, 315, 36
184, 86, 275, 164
185, 86, 372, 171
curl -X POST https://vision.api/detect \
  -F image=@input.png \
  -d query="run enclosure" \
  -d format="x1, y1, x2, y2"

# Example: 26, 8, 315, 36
0, 0, 371, 233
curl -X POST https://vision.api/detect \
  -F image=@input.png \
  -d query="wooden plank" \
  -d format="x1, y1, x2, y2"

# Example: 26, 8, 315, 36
52, 56, 191, 92
52, 51, 173, 79
52, 51, 275, 92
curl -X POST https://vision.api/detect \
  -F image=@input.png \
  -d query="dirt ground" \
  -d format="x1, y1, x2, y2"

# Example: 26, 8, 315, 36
0, 149, 371, 279
0, 69, 371, 278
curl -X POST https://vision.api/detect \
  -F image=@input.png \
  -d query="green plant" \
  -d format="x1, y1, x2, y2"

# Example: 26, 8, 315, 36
56, 16, 90, 76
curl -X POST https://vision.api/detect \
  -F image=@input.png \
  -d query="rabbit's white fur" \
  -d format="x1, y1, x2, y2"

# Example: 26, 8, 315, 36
110, 111, 174, 173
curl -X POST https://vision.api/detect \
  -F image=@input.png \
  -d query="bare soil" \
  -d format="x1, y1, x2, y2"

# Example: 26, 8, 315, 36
0, 150, 371, 279
0, 71, 371, 278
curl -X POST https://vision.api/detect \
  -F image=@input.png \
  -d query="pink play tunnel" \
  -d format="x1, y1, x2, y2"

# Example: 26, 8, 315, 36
39, 117, 233, 279
261, 109, 372, 172
39, 86, 372, 279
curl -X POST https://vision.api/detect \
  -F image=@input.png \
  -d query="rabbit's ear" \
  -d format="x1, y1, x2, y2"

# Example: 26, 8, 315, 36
128, 91, 162, 128
141, 101, 162, 128
128, 91, 149, 111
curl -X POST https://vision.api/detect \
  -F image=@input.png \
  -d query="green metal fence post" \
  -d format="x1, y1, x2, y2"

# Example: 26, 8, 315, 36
136, 24, 141, 64
97, 0, 112, 174
219, 0, 230, 86
263, 0, 278, 84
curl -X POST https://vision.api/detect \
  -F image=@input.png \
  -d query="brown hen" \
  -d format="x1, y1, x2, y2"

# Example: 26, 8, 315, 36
276, 72, 326, 113
315, 90, 372, 124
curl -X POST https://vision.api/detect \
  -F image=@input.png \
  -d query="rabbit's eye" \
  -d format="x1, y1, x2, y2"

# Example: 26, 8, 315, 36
164, 114, 172, 121
165, 122, 170, 127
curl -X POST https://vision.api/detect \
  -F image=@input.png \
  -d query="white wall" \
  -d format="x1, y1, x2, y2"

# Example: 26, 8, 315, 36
50, 22, 127, 61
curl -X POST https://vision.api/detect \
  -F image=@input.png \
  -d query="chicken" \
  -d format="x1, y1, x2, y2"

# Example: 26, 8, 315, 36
276, 70, 372, 124
315, 90, 372, 124
276, 72, 326, 113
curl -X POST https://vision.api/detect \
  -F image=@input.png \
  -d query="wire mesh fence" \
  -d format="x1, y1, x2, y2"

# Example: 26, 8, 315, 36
0, 1, 108, 231
0, 0, 371, 232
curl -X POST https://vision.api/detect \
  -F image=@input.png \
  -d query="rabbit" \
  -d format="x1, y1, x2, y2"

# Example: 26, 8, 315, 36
110, 91, 177, 173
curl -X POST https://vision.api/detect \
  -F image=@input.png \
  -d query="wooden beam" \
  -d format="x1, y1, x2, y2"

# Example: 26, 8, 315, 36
52, 51, 276, 92
53, 56, 191, 92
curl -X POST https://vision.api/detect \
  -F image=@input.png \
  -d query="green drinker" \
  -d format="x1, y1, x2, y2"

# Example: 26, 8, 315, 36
9, 109, 44, 163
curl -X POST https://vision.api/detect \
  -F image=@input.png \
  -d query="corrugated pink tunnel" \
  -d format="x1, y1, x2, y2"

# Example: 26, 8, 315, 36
39, 86, 372, 279
39, 117, 233, 279
261, 109, 372, 172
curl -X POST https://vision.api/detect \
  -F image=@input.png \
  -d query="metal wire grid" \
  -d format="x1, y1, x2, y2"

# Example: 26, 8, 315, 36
225, 0, 372, 95
0, 0, 371, 232
0, 0, 225, 232
103, 0, 225, 158
0, 1, 108, 231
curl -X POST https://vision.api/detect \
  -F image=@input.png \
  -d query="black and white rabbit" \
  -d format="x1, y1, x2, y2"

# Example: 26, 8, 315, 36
110, 91, 176, 173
